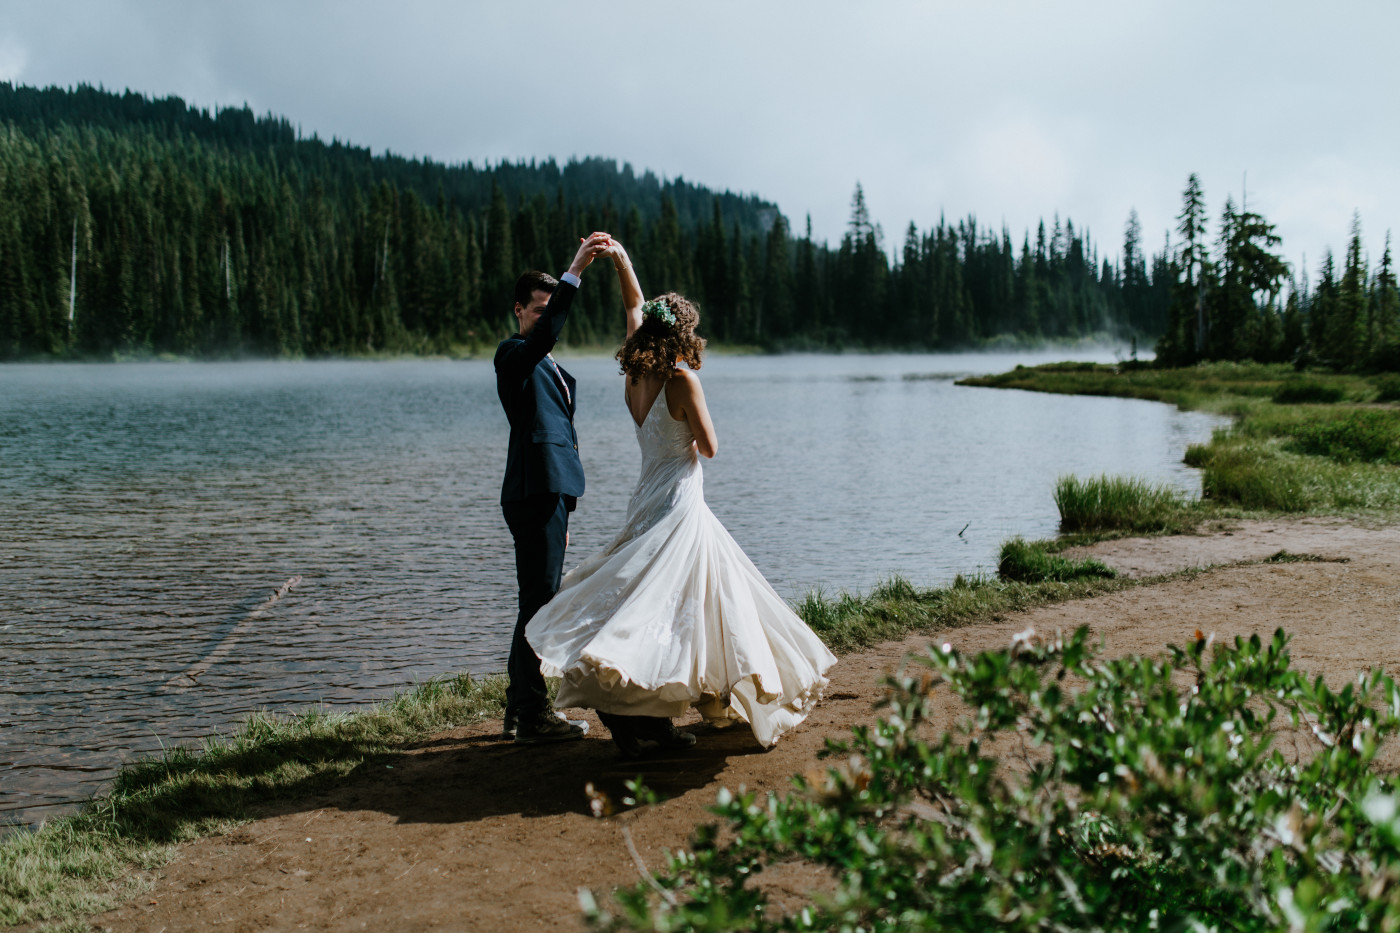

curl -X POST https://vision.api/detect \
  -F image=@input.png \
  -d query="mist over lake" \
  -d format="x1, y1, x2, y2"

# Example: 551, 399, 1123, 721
0, 349, 1225, 827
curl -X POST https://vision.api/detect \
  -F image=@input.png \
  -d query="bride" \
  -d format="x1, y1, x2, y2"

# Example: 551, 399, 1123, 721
525, 238, 837, 757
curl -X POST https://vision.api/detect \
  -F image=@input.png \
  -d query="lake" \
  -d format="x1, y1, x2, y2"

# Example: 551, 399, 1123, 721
0, 350, 1225, 828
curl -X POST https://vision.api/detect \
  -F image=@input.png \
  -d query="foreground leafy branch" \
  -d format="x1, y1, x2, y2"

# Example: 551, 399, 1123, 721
588, 628, 1400, 932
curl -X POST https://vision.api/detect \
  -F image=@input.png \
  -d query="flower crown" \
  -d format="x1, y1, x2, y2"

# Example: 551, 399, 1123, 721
641, 298, 676, 328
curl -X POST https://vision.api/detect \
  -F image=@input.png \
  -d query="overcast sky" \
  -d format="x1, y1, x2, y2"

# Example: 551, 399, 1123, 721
3, 1, 1396, 275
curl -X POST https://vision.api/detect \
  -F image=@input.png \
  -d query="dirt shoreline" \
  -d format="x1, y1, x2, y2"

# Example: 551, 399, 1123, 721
81, 517, 1400, 933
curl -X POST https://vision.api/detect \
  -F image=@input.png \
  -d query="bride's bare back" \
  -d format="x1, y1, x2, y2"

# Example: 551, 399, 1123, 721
624, 370, 717, 458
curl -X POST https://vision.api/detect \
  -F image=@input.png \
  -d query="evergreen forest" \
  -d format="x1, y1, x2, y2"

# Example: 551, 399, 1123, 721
0, 83, 1393, 368
1154, 173, 1400, 371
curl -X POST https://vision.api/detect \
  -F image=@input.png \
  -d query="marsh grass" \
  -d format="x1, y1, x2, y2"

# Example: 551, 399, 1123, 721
0, 672, 506, 929
1054, 474, 1195, 533
958, 360, 1298, 408
1187, 437, 1400, 512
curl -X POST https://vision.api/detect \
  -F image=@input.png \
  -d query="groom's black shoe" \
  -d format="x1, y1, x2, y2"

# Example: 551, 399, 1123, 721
504, 709, 587, 739
514, 711, 588, 745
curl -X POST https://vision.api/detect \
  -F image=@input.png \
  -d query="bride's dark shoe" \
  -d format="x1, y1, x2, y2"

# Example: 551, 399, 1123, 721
657, 722, 696, 749
636, 717, 696, 750
598, 712, 651, 759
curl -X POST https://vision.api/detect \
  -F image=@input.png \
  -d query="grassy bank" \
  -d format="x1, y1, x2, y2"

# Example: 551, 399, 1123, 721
1, 674, 507, 930
961, 361, 1400, 517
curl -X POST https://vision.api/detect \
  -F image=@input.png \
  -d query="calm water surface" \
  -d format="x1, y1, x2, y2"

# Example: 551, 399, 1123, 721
0, 351, 1225, 826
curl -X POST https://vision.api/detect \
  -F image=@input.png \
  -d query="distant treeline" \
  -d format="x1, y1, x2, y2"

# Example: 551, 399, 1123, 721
2, 82, 1168, 359
1154, 173, 1399, 371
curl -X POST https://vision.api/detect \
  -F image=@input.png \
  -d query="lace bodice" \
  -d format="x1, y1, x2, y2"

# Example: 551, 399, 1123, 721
635, 389, 697, 464
613, 387, 703, 546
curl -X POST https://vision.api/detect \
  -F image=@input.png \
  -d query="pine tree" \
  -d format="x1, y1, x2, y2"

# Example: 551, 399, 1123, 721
1373, 233, 1398, 361
1331, 212, 1369, 367
1281, 281, 1305, 361
1160, 173, 1209, 364
483, 180, 514, 313
760, 214, 793, 340
1122, 208, 1145, 334
1309, 252, 1338, 363
847, 182, 874, 243
794, 214, 817, 334
648, 194, 684, 294
697, 199, 729, 339
729, 220, 751, 343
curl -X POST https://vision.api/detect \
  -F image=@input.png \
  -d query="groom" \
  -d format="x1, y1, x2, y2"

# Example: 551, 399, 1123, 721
495, 232, 610, 744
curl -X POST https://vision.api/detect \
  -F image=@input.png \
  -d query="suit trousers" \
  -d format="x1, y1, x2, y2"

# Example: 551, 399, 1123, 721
502, 492, 570, 717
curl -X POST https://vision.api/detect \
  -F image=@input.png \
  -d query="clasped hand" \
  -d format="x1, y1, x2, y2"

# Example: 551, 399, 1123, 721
568, 232, 614, 277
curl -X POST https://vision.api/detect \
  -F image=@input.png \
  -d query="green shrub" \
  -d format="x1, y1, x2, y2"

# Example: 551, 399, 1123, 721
1284, 410, 1400, 464
1054, 474, 1191, 533
996, 537, 1116, 583
1373, 374, 1400, 403
588, 628, 1400, 932
1272, 380, 1346, 404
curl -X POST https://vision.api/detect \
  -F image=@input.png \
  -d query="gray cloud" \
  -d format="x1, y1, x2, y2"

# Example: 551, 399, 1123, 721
5, 0, 1397, 275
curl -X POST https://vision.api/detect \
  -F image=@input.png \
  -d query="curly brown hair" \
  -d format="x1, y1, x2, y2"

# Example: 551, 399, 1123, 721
616, 292, 707, 383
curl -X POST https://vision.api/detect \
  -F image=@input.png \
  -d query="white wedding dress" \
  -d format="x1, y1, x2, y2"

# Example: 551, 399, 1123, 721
526, 385, 836, 747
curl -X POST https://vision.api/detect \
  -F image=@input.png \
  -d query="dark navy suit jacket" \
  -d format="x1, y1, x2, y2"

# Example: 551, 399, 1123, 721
495, 280, 586, 505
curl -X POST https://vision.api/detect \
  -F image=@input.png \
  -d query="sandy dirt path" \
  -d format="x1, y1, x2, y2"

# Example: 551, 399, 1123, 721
85, 518, 1400, 932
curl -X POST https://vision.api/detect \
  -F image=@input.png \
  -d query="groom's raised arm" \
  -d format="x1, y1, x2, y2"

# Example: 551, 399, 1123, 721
495, 275, 579, 383
496, 233, 610, 382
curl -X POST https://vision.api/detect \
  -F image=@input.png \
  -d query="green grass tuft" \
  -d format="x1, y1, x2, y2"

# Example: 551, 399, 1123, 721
1054, 474, 1194, 534
1182, 441, 1212, 468
1263, 550, 1345, 564
997, 537, 1117, 583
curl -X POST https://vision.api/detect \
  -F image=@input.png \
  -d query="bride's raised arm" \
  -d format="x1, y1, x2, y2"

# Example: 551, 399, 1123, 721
607, 240, 645, 337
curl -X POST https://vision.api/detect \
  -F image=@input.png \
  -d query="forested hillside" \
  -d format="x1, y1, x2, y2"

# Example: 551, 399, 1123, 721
0, 83, 1168, 359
